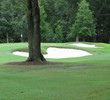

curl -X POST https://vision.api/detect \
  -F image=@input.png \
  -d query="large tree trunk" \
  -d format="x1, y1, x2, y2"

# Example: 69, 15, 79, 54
27, 0, 34, 61
27, 0, 46, 62
76, 36, 79, 42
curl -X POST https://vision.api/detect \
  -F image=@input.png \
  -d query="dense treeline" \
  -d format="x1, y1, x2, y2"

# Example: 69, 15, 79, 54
0, 0, 27, 43
0, 0, 110, 43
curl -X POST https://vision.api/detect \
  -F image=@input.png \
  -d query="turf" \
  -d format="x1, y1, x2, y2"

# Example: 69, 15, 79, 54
0, 42, 110, 100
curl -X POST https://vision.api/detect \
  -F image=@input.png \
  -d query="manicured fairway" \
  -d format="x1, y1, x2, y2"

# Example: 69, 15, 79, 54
0, 42, 110, 100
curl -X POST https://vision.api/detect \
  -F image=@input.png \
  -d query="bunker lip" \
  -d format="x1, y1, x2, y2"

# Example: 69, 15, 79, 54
12, 47, 92, 59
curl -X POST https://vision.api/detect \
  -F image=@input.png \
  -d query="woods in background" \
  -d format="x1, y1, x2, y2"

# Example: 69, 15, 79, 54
0, 0, 110, 43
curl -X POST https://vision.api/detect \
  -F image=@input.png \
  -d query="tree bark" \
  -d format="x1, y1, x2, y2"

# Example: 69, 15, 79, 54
27, 0, 46, 62
109, 35, 110, 44
27, 0, 34, 61
83, 37, 85, 42
6, 33, 9, 43
76, 36, 79, 42
93, 36, 97, 42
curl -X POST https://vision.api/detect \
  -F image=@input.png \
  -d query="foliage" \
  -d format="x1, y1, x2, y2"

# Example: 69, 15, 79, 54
53, 25, 64, 42
0, 0, 27, 43
68, 0, 96, 41
40, 5, 52, 42
40, 0, 73, 42
0, 0, 110, 43
88, 0, 110, 43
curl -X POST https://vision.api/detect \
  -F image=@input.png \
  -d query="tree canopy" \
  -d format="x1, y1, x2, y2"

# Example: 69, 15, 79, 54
67, 0, 96, 42
0, 0, 110, 43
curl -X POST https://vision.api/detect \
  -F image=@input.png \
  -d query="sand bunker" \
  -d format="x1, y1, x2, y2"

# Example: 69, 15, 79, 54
13, 47, 92, 59
69, 43, 102, 48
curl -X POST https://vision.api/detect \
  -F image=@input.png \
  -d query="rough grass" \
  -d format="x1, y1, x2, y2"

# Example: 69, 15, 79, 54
0, 42, 110, 100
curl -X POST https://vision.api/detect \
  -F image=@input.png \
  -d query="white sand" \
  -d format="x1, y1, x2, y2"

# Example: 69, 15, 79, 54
13, 47, 92, 59
13, 51, 29, 57
69, 43, 102, 48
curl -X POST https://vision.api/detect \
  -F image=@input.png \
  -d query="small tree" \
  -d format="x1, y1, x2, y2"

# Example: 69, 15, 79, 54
68, 0, 96, 42
40, 6, 51, 42
53, 25, 64, 42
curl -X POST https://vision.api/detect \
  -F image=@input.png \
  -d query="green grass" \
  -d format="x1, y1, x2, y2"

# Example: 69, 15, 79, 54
0, 42, 110, 100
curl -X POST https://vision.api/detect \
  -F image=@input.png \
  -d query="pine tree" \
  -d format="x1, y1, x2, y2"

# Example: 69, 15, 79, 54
68, 0, 96, 42
54, 25, 64, 43
40, 6, 51, 42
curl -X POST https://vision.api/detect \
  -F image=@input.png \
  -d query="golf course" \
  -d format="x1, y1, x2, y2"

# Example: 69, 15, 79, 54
0, 0, 110, 99
0, 42, 110, 100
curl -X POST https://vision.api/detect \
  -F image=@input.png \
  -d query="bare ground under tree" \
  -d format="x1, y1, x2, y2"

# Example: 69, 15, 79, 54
5, 61, 94, 73
5, 61, 64, 65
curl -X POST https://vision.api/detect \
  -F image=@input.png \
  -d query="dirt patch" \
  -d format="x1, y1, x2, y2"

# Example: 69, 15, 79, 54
17, 65, 94, 72
5, 61, 94, 73
18, 66, 93, 72
88, 88, 110, 96
5, 61, 64, 66
31, 65, 94, 70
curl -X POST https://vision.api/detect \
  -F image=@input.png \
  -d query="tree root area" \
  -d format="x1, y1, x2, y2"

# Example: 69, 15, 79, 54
5, 61, 64, 66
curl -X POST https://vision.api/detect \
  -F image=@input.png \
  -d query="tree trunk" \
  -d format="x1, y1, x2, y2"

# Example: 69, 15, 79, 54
6, 33, 9, 43
76, 36, 79, 42
83, 37, 85, 42
27, 0, 46, 62
27, 0, 34, 61
93, 36, 97, 42
109, 35, 110, 44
